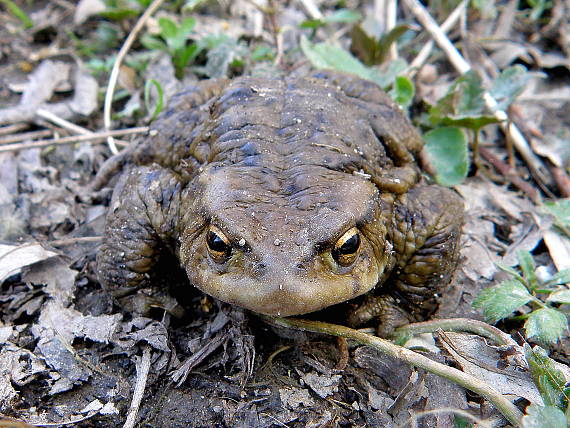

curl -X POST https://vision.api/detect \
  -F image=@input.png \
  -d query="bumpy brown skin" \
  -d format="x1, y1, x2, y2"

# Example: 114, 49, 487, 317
97, 72, 464, 336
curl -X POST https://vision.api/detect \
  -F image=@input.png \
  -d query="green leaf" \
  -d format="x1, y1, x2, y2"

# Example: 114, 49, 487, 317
300, 36, 391, 88
251, 45, 274, 62
98, 8, 139, 20
183, 0, 209, 11
140, 34, 168, 51
326, 9, 362, 23
525, 308, 568, 346
471, 0, 498, 19
543, 199, 570, 228
472, 279, 533, 323
496, 263, 527, 285
423, 127, 468, 186
179, 16, 197, 37
194, 36, 244, 78
300, 18, 325, 30
525, 345, 569, 410
428, 71, 499, 131
144, 79, 164, 121
545, 269, 570, 286
376, 25, 409, 61
521, 404, 567, 428
350, 24, 409, 66
453, 415, 473, 428
517, 250, 538, 291
0, 0, 33, 28
158, 17, 178, 41
390, 76, 415, 108
301, 9, 362, 30
490, 65, 531, 111
547, 289, 570, 305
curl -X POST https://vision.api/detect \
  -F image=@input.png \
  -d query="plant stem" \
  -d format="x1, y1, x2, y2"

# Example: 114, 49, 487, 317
267, 317, 523, 427
393, 318, 517, 346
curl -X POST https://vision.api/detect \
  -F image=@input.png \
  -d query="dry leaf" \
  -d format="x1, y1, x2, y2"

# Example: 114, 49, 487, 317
0, 243, 58, 283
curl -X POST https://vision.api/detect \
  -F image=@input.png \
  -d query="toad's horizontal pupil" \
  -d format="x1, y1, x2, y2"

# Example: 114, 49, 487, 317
207, 231, 229, 253
339, 233, 360, 254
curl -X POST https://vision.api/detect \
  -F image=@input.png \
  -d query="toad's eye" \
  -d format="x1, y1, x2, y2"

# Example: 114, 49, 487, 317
332, 227, 360, 267
206, 225, 232, 262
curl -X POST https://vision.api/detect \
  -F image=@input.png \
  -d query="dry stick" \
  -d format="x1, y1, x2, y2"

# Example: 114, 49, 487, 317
0, 122, 29, 136
386, 0, 398, 60
298, 0, 323, 19
36, 108, 92, 135
270, 317, 523, 427
37, 108, 130, 147
123, 345, 152, 428
406, 0, 467, 78
103, 0, 165, 155
403, 0, 551, 188
479, 147, 541, 203
0, 129, 53, 145
267, 0, 284, 67
0, 127, 149, 153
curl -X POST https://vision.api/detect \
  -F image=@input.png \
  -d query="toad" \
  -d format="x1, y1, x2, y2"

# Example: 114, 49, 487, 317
97, 71, 464, 335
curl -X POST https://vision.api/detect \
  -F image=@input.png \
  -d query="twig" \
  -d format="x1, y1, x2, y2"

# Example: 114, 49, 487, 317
0, 129, 53, 145
297, 0, 323, 19
0, 127, 148, 153
104, 0, 165, 155
123, 345, 152, 428
386, 0, 398, 60
0, 123, 29, 136
269, 317, 523, 427
406, 0, 467, 77
479, 147, 541, 203
266, 0, 284, 67
36, 108, 92, 135
334, 337, 349, 371
403, 0, 552, 188
393, 318, 518, 347
551, 166, 570, 197
48, 236, 102, 247
32, 410, 101, 426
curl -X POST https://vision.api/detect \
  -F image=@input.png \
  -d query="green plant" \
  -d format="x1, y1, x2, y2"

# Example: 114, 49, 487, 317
422, 65, 530, 186
300, 9, 362, 39
192, 33, 247, 78
99, 0, 151, 20
522, 345, 570, 427
350, 24, 409, 66
524, 0, 554, 21
300, 36, 408, 92
141, 16, 200, 79
1, 0, 33, 28
144, 79, 164, 121
542, 199, 570, 237
473, 250, 570, 347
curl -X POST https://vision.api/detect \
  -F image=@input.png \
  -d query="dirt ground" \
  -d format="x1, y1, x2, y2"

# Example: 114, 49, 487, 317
0, 0, 569, 427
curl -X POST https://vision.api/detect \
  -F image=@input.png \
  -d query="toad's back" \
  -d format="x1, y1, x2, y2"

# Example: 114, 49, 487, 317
132, 74, 423, 192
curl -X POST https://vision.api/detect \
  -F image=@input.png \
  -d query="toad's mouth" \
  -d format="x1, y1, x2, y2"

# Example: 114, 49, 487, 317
192, 270, 381, 317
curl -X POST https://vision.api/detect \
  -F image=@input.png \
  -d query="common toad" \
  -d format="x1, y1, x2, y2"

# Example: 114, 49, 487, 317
97, 72, 464, 335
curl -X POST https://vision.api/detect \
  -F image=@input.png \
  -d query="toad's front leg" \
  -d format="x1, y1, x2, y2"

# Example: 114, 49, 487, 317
349, 185, 464, 336
97, 165, 182, 312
